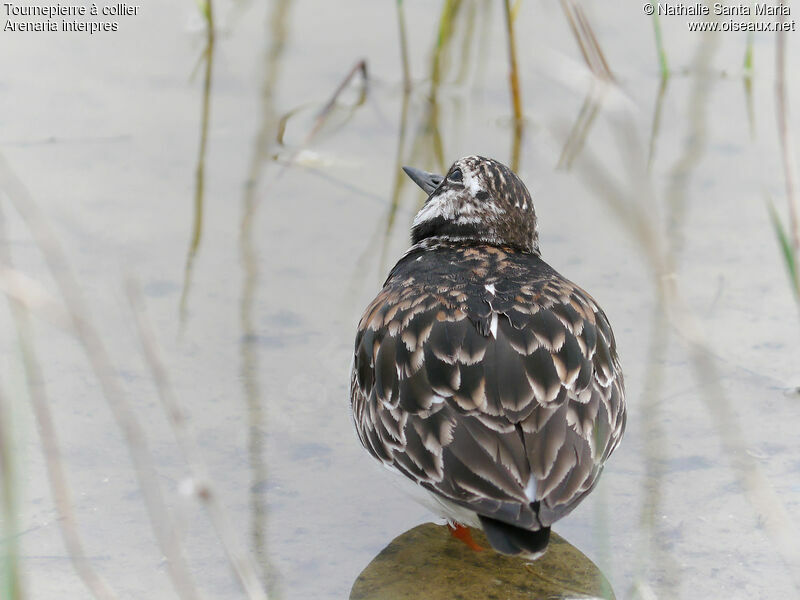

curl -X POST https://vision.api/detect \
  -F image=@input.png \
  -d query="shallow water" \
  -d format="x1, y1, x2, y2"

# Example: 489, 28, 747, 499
1, 1, 799, 599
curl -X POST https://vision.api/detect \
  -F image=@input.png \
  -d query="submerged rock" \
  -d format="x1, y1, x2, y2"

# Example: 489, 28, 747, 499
350, 523, 614, 600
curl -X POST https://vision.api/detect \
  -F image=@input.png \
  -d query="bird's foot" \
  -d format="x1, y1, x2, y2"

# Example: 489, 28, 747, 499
447, 522, 484, 552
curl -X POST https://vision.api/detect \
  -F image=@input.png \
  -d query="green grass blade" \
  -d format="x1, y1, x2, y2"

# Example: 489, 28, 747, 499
652, 14, 669, 78
767, 199, 800, 299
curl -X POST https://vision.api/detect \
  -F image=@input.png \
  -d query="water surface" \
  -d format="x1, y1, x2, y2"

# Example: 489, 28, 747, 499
1, 1, 799, 599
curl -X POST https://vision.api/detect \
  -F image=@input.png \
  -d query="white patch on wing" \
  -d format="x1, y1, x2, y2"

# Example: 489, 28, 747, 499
489, 313, 499, 338
484, 283, 496, 295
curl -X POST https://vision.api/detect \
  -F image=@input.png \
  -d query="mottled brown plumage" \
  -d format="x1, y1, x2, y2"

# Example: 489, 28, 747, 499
350, 156, 625, 558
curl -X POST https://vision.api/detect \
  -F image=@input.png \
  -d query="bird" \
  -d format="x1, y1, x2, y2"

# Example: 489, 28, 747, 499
349, 155, 626, 559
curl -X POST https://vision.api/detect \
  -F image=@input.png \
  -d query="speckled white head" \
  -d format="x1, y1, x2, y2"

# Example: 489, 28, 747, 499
404, 156, 540, 254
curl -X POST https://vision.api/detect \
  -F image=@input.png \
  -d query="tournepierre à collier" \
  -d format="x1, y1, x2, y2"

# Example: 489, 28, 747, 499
349, 156, 626, 558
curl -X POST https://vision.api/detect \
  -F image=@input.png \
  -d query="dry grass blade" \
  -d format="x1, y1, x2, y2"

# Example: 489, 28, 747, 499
503, 0, 523, 123
561, 0, 614, 82
279, 60, 368, 173
574, 7, 613, 81
510, 116, 523, 174
126, 280, 270, 600
381, 89, 412, 270
432, 0, 461, 84
427, 0, 464, 172
313, 60, 369, 137
0, 154, 204, 600
556, 0, 616, 169
453, 1, 478, 84
503, 0, 524, 171
396, 0, 412, 93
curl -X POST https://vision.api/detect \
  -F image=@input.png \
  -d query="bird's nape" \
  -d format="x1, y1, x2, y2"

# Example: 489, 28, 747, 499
403, 155, 541, 254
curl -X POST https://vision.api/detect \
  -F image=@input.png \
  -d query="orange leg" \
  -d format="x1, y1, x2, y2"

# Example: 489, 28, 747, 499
447, 522, 484, 552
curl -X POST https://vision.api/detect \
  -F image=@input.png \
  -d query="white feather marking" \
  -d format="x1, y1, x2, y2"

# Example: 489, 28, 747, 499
412, 188, 459, 228
465, 170, 483, 197
484, 283, 496, 295
525, 477, 537, 502
489, 313, 498, 338
566, 406, 580, 428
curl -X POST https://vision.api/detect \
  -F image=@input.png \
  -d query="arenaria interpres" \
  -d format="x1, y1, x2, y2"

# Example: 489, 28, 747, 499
350, 156, 626, 559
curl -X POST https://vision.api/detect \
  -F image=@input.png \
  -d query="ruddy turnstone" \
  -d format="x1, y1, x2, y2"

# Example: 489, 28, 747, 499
350, 156, 625, 559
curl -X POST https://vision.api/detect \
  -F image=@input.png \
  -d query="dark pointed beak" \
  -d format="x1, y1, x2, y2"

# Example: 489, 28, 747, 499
402, 166, 444, 195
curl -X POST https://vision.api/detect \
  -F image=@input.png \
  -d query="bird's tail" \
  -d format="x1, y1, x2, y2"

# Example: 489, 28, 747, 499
478, 515, 551, 559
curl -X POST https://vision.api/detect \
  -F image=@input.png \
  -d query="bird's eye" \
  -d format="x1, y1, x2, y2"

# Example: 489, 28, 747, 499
449, 168, 463, 182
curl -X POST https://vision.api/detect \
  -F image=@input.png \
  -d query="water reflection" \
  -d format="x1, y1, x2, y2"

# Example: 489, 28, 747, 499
646, 76, 669, 171
650, 51, 713, 592
631, 42, 717, 596
557, 1, 614, 170
557, 83, 604, 171
274, 60, 368, 171
4, 1, 800, 597
663, 33, 716, 260
630, 304, 680, 596
350, 523, 615, 600
179, 17, 216, 330
240, 1, 293, 597
569, 22, 800, 594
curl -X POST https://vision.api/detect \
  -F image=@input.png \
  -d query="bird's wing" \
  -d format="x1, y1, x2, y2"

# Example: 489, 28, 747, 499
350, 275, 625, 528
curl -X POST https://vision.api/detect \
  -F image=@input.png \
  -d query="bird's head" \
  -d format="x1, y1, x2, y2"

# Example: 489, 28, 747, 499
404, 155, 539, 254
